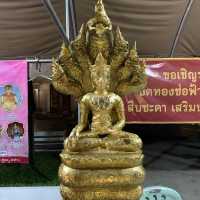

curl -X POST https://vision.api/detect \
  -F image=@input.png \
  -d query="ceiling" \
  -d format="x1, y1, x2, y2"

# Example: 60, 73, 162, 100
74, 0, 200, 58
0, 0, 65, 59
0, 0, 199, 59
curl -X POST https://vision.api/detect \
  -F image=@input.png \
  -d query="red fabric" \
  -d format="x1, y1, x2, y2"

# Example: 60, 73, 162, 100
124, 59, 200, 124
0, 157, 29, 164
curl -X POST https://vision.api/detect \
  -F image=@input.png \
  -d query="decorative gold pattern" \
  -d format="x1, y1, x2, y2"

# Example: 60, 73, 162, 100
52, 0, 146, 200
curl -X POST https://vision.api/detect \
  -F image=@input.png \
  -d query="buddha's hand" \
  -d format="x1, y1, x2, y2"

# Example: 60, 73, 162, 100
69, 125, 84, 138
76, 125, 84, 137
107, 128, 118, 135
107, 128, 125, 138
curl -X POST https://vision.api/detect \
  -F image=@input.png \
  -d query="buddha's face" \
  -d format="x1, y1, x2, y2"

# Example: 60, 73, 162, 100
92, 53, 110, 92
92, 71, 110, 92
5, 88, 12, 94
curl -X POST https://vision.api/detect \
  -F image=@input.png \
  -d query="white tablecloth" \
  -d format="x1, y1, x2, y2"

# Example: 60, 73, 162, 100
0, 187, 62, 200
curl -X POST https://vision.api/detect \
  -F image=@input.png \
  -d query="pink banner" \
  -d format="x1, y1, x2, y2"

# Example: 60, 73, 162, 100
124, 59, 200, 124
0, 60, 28, 164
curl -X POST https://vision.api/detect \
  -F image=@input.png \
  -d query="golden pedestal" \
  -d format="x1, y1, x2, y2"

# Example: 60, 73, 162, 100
59, 136, 145, 200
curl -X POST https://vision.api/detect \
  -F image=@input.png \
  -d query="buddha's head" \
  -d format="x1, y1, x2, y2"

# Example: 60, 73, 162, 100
4, 85, 12, 94
91, 53, 110, 92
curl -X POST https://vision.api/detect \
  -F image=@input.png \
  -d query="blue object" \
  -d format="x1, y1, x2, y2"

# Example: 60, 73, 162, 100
140, 186, 183, 200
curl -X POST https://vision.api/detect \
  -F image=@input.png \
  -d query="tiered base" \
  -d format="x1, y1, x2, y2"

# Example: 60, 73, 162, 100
59, 151, 145, 200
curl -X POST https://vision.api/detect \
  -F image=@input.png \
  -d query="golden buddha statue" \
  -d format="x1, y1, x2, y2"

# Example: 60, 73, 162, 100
66, 53, 142, 154
51, 0, 146, 200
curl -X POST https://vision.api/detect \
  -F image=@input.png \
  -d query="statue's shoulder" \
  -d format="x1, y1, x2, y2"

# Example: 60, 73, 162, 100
110, 93, 122, 102
81, 93, 93, 103
109, 92, 120, 98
